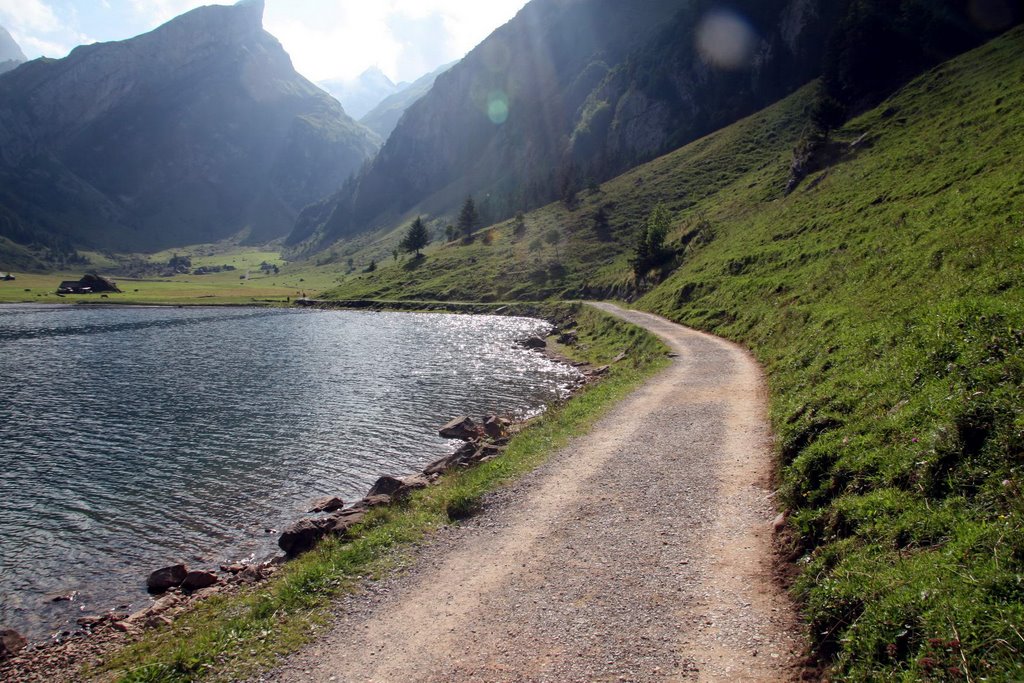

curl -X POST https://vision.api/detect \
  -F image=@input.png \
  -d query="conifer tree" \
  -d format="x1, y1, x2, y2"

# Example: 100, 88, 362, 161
400, 216, 430, 257
457, 197, 479, 242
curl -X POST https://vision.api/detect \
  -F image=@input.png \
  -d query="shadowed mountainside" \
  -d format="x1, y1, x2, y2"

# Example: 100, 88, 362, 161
0, 0, 379, 255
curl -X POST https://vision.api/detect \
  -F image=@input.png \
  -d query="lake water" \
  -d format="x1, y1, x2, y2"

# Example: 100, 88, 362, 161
0, 305, 578, 639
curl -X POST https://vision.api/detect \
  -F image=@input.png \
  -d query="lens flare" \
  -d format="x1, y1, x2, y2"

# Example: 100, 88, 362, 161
695, 9, 757, 70
488, 90, 509, 124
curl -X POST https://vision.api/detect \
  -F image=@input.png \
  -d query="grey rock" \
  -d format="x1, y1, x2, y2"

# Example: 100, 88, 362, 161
146, 564, 188, 593
181, 570, 219, 591
308, 496, 346, 513
352, 494, 392, 509
278, 510, 367, 557
439, 416, 481, 440
366, 475, 404, 498
520, 336, 547, 350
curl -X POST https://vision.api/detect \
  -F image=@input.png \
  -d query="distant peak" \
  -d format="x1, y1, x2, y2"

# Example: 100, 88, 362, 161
359, 66, 396, 88
0, 24, 27, 63
235, 0, 265, 20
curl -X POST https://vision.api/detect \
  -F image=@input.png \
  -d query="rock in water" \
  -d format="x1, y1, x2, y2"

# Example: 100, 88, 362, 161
439, 416, 481, 440
146, 564, 188, 593
0, 629, 27, 659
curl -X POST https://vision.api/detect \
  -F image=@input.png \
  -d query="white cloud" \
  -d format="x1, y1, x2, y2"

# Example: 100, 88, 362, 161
0, 0, 62, 33
1, 0, 530, 82
264, 0, 529, 83
266, 3, 404, 82
17, 33, 71, 58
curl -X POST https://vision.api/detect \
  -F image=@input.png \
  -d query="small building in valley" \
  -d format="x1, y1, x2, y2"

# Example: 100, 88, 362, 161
56, 274, 121, 295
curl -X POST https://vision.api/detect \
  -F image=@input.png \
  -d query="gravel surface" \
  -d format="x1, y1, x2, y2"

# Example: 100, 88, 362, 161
260, 303, 804, 682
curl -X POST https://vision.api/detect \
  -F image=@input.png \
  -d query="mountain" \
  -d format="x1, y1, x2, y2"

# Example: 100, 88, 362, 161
286, 0, 845, 252
0, 25, 26, 74
319, 67, 399, 120
359, 61, 457, 140
0, 0, 379, 256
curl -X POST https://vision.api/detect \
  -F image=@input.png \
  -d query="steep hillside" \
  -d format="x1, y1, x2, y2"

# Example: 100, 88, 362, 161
286, 0, 847, 253
638, 29, 1024, 680
319, 67, 398, 120
0, 0, 378, 257
324, 27, 1024, 678
0, 25, 25, 74
359, 61, 456, 140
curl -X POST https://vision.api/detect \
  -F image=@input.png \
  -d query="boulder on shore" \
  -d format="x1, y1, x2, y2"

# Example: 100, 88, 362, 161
278, 509, 366, 557
483, 415, 509, 439
0, 628, 27, 659
352, 494, 392, 509
366, 475, 404, 497
181, 570, 219, 592
423, 442, 477, 476
307, 496, 345, 513
146, 564, 188, 594
438, 416, 481, 440
366, 474, 429, 500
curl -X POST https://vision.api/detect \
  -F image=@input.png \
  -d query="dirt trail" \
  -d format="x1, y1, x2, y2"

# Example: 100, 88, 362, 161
263, 302, 803, 682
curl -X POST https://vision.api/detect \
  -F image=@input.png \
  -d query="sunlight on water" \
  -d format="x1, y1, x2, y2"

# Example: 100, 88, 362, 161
0, 305, 578, 639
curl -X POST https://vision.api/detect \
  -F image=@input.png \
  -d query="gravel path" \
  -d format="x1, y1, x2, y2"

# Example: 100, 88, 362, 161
261, 303, 803, 682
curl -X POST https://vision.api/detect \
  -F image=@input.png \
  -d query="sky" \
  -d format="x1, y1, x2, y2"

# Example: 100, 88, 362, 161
0, 0, 531, 83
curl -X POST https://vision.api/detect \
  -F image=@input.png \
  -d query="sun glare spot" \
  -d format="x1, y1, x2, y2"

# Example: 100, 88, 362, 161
488, 90, 510, 124
695, 9, 757, 70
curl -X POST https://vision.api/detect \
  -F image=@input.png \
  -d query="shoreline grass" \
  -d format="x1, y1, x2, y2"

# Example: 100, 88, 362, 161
94, 304, 669, 682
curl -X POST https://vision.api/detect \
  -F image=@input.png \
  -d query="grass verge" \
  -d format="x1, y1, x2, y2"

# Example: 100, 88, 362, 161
96, 304, 669, 682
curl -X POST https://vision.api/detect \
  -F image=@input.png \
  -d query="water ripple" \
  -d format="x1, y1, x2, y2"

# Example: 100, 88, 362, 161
0, 305, 578, 638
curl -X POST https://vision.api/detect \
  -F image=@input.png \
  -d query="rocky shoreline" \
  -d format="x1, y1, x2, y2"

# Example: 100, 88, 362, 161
0, 310, 603, 681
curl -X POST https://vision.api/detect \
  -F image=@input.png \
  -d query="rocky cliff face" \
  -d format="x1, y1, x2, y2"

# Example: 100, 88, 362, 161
568, 0, 846, 176
359, 61, 457, 140
287, 0, 845, 253
289, 0, 685, 249
0, 25, 26, 75
0, 0, 379, 253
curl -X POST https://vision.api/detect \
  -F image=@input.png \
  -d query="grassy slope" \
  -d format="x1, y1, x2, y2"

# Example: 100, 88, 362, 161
636, 31, 1024, 680
96, 306, 668, 682
325, 28, 1024, 680
317, 83, 814, 303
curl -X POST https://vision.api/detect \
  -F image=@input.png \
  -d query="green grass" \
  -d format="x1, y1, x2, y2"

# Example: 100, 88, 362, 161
314, 81, 813, 303
634, 29, 1024, 681
0, 246, 348, 306
312, 27, 1024, 680
95, 305, 669, 682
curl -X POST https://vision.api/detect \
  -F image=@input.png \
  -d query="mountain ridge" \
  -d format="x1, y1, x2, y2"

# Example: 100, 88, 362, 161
0, 0, 379, 259
0, 25, 26, 75
359, 61, 457, 140
319, 66, 399, 120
